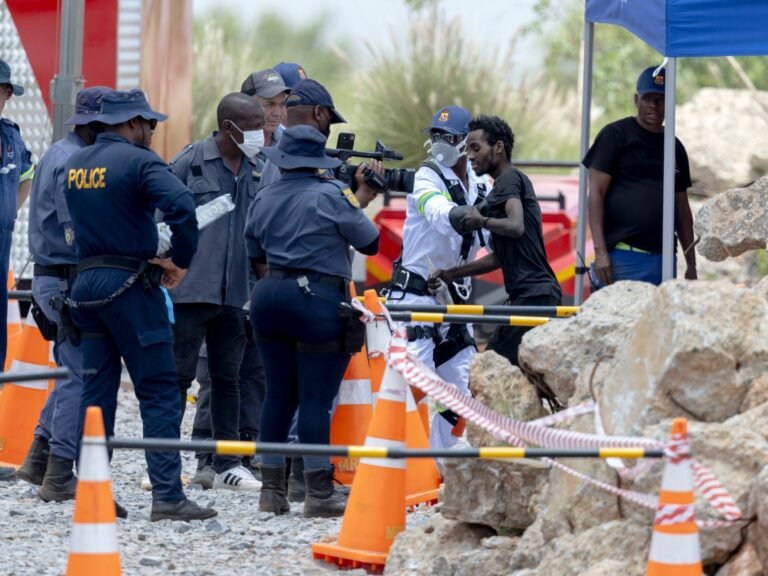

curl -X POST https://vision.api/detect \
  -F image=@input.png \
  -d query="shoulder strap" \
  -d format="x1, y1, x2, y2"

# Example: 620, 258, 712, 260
420, 160, 467, 206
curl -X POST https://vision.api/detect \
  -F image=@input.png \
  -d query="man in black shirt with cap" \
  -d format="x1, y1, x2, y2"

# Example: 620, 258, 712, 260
431, 115, 561, 367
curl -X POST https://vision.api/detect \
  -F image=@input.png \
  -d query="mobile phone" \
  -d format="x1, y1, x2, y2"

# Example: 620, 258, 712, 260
336, 132, 355, 151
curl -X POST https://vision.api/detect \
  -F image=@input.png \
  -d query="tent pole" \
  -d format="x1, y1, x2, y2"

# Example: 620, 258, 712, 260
574, 21, 594, 304
662, 58, 676, 281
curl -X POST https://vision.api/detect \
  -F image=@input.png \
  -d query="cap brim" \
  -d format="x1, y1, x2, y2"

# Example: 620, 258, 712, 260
262, 146, 342, 170
637, 88, 665, 95
90, 110, 168, 125
255, 86, 291, 99
328, 107, 346, 124
425, 125, 465, 136
64, 112, 100, 126
10, 83, 23, 96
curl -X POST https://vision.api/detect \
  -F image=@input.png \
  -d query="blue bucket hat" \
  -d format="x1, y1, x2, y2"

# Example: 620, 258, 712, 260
91, 89, 168, 125
65, 86, 113, 125
273, 62, 308, 89
286, 79, 346, 124
636, 66, 666, 95
425, 105, 471, 135
0, 59, 24, 96
262, 125, 342, 170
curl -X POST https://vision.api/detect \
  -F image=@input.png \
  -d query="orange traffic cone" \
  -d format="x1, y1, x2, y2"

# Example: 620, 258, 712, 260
363, 289, 390, 399
646, 418, 702, 576
405, 382, 441, 507
5, 269, 22, 371
312, 363, 407, 572
0, 314, 56, 466
331, 345, 373, 485
67, 406, 121, 575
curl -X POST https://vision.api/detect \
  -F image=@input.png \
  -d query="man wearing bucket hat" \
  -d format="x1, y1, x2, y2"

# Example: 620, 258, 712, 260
16, 87, 126, 509
0, 58, 34, 372
63, 88, 215, 522
583, 65, 697, 287
386, 105, 491, 450
245, 125, 381, 518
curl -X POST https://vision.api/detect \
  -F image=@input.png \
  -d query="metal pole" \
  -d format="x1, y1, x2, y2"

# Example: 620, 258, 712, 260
0, 368, 71, 384
51, 0, 85, 141
574, 21, 594, 304
662, 58, 677, 281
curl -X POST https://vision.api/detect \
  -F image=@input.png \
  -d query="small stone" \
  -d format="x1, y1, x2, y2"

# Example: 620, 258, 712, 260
137, 532, 146, 541
257, 511, 274, 521
139, 556, 162, 567
174, 522, 192, 534
9, 509, 24, 516
228, 541, 253, 551
205, 519, 226, 533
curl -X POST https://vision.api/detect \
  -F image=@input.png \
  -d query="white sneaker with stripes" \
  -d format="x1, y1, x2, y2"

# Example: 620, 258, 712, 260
212, 465, 262, 492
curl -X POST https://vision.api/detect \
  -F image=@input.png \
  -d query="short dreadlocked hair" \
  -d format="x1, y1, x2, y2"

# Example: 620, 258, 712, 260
468, 115, 515, 161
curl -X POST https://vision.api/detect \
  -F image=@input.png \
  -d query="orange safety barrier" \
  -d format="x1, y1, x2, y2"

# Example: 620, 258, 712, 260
405, 381, 441, 507
363, 289, 389, 398
646, 418, 702, 576
312, 363, 408, 572
5, 269, 23, 371
67, 406, 121, 575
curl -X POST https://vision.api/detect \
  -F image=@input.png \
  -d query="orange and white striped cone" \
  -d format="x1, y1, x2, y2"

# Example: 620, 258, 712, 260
363, 289, 390, 400
646, 418, 702, 576
4, 269, 22, 372
67, 406, 121, 575
0, 314, 56, 466
405, 383, 441, 507
331, 345, 373, 485
312, 363, 407, 572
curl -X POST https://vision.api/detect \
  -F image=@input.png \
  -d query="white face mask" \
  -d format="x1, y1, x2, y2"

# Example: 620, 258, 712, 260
230, 122, 265, 157
430, 135, 467, 168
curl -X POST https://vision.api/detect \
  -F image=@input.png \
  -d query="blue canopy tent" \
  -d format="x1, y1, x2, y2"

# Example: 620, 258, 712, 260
574, 0, 768, 303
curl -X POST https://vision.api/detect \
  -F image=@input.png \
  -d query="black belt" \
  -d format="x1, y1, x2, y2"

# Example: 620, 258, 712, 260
34, 263, 77, 279
269, 268, 346, 293
77, 255, 146, 274
389, 266, 430, 296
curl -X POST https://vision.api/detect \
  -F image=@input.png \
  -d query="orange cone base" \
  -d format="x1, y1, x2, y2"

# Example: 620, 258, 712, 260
67, 554, 121, 574
405, 488, 439, 509
312, 542, 386, 574
646, 561, 703, 576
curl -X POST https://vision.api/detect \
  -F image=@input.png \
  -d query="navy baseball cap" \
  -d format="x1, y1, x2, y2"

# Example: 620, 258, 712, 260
65, 86, 113, 125
241, 68, 290, 99
425, 105, 471, 135
286, 79, 346, 124
636, 66, 666, 95
262, 125, 342, 170
274, 62, 308, 89
91, 89, 167, 125
0, 59, 24, 96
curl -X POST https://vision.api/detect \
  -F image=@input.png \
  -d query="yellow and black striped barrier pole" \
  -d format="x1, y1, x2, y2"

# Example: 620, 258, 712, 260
106, 438, 663, 459
385, 312, 551, 327
384, 303, 579, 318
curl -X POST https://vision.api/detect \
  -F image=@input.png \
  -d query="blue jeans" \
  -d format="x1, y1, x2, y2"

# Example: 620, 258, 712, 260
0, 222, 13, 370
591, 248, 668, 289
32, 275, 86, 460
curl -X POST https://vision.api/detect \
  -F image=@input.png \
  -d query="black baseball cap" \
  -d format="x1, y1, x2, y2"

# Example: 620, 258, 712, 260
0, 59, 24, 96
241, 68, 290, 99
286, 79, 346, 124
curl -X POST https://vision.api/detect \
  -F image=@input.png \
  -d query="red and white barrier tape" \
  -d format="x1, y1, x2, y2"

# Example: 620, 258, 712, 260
692, 460, 743, 521
530, 402, 595, 427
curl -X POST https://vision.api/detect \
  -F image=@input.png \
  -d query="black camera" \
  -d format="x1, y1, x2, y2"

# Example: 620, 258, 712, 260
326, 133, 416, 194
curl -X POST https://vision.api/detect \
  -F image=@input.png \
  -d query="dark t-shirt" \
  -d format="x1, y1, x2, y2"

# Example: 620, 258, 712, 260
582, 116, 692, 254
480, 168, 561, 301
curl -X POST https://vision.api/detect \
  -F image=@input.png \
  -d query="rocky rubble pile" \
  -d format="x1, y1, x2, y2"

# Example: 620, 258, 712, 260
386, 280, 768, 575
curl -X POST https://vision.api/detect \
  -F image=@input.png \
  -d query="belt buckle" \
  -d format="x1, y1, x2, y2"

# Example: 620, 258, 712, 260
393, 268, 411, 292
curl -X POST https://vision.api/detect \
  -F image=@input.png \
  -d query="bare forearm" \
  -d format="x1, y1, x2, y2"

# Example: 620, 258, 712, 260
444, 253, 500, 281
17, 179, 32, 210
485, 216, 523, 238
587, 189, 607, 252
675, 194, 697, 269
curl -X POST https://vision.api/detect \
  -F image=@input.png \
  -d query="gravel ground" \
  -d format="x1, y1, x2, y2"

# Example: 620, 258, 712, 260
0, 386, 436, 575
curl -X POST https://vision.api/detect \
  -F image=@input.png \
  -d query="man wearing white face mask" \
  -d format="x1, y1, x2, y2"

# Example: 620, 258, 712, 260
387, 105, 491, 450
167, 93, 266, 492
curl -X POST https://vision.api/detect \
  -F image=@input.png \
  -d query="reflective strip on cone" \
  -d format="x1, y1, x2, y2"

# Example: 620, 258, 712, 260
69, 523, 119, 554
338, 378, 372, 406
7, 359, 50, 390
78, 442, 112, 482
647, 532, 701, 564
360, 436, 406, 469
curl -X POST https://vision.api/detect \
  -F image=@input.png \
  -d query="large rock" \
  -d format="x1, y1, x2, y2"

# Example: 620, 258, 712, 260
715, 542, 764, 576
519, 281, 656, 403
599, 281, 768, 436
384, 515, 505, 576
748, 466, 768, 567
677, 88, 768, 192
441, 458, 549, 531
696, 176, 768, 262
467, 351, 545, 448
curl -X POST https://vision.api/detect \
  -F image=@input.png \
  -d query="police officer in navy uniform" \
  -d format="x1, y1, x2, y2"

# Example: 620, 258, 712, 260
64, 89, 216, 522
245, 125, 381, 518
169, 92, 265, 492
17, 87, 116, 506
0, 58, 34, 371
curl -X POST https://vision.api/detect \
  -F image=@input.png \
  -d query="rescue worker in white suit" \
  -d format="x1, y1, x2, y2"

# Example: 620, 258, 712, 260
386, 105, 490, 449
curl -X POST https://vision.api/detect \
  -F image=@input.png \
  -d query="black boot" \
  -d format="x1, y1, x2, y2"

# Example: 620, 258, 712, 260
259, 465, 289, 515
303, 467, 347, 518
16, 435, 49, 485
287, 457, 305, 502
151, 498, 217, 522
0, 467, 16, 482
38, 454, 77, 502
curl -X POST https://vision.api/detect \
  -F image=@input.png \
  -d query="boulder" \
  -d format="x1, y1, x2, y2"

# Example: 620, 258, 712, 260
440, 458, 549, 531
748, 466, 768, 567
519, 281, 655, 403
598, 281, 768, 437
695, 176, 768, 262
677, 88, 768, 193
467, 351, 545, 448
715, 542, 764, 576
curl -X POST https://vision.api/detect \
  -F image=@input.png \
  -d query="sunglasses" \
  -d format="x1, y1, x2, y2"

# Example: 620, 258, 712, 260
430, 132, 465, 146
